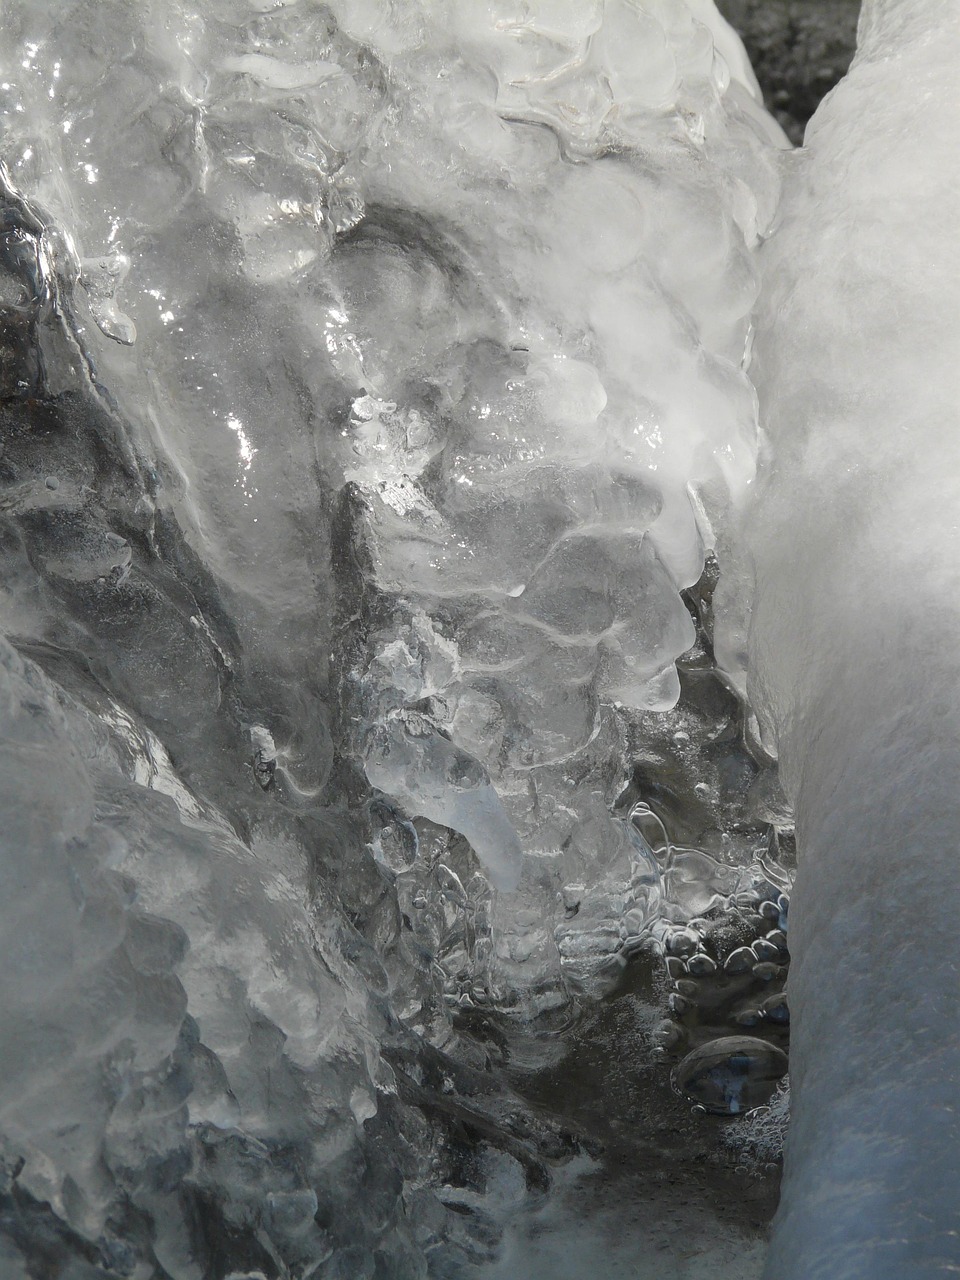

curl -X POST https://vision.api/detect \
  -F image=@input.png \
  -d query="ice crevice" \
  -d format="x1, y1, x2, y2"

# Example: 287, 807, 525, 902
0, 0, 955, 1276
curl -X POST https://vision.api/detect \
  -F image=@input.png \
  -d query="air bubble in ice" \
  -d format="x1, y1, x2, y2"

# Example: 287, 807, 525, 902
662, 847, 740, 918
751, 938, 780, 963
724, 946, 756, 975
760, 993, 789, 1025
673, 1036, 788, 1115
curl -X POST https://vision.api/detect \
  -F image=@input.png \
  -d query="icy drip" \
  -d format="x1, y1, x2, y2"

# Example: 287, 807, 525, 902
716, 0, 960, 1274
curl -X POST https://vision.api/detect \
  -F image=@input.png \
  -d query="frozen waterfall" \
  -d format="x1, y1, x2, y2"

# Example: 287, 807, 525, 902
0, 1, 955, 1277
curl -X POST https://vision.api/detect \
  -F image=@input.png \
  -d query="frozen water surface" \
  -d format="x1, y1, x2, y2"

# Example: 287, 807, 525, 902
0, 0, 955, 1276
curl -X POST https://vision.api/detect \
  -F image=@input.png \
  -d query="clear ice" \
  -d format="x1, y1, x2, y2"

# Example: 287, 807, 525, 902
0, 0, 954, 1277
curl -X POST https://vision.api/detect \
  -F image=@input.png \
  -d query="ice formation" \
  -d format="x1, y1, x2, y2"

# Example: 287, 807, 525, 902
0, 2, 796, 1273
4, 0, 949, 1275
715, 0, 960, 1275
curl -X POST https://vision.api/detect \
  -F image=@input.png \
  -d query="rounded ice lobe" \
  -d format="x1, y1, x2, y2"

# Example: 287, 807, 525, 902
673, 1036, 788, 1115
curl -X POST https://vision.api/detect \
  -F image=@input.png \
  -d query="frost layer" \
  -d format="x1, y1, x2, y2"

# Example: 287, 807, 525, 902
0, 2, 786, 1275
716, 1, 960, 1275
